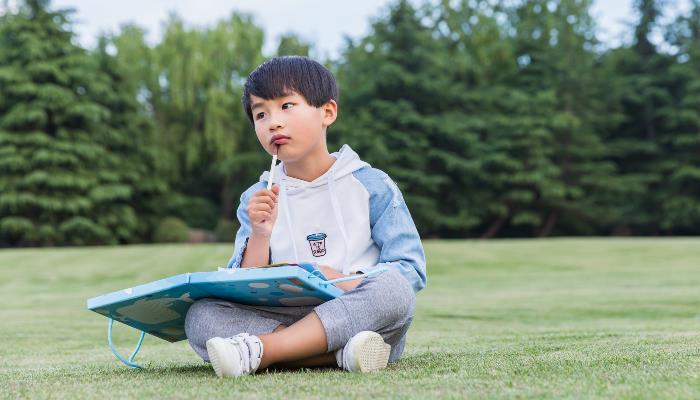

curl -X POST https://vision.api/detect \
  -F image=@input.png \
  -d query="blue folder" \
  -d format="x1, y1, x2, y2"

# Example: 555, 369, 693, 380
87, 262, 388, 368
87, 262, 343, 343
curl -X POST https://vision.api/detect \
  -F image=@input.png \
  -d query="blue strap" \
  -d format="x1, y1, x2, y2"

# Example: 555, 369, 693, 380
108, 318, 145, 369
318, 266, 389, 287
309, 269, 327, 280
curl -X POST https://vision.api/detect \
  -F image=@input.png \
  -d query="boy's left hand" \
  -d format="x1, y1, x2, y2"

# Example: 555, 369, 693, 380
317, 265, 363, 292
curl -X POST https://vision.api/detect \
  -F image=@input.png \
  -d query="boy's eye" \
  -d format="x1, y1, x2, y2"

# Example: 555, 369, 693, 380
255, 112, 265, 120
282, 103, 294, 110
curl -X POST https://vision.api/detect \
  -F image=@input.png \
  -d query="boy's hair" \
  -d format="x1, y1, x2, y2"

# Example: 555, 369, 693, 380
242, 56, 338, 125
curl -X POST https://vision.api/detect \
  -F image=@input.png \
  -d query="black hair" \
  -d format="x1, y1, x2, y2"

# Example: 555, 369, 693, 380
242, 56, 338, 125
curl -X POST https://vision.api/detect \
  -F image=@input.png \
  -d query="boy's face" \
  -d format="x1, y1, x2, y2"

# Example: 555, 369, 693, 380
249, 91, 337, 162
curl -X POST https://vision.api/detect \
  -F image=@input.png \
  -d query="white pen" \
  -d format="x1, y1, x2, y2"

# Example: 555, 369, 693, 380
267, 146, 278, 190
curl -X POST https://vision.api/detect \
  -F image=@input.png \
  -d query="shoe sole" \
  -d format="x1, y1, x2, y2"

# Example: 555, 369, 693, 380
355, 332, 391, 372
206, 337, 229, 378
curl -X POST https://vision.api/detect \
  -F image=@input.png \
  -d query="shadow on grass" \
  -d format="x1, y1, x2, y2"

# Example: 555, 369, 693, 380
114, 357, 439, 378
428, 313, 501, 321
139, 363, 213, 376
129, 362, 342, 377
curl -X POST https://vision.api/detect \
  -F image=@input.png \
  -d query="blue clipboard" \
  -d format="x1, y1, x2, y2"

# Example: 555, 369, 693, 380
87, 262, 388, 368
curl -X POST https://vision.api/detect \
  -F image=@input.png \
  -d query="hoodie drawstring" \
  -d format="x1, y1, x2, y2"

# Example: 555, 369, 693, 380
276, 166, 351, 273
327, 167, 351, 273
279, 181, 301, 263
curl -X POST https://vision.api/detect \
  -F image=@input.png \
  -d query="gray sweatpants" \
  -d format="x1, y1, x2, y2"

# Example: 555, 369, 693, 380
184, 268, 415, 364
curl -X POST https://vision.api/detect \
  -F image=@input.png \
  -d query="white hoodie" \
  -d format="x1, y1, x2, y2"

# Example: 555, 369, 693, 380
227, 144, 427, 292
261, 144, 378, 275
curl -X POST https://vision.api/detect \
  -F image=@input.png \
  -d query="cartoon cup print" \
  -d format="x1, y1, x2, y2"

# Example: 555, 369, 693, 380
306, 233, 327, 257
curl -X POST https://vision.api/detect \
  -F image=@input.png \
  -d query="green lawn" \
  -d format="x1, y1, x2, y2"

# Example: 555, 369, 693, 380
1, 239, 699, 399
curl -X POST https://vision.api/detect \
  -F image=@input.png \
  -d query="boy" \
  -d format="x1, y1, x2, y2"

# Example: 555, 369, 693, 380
184, 56, 426, 377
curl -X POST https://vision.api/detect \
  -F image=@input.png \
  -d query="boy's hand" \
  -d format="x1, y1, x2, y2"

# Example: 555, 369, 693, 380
317, 264, 363, 292
247, 185, 280, 238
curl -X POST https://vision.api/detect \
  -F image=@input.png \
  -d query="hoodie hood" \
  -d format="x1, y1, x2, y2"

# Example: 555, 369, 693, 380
259, 144, 369, 188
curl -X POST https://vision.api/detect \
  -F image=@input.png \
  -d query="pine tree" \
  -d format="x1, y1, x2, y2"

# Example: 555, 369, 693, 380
425, 0, 562, 238
0, 0, 163, 245
658, 0, 700, 232
90, 37, 169, 241
510, 0, 619, 236
599, 0, 674, 234
334, 0, 459, 236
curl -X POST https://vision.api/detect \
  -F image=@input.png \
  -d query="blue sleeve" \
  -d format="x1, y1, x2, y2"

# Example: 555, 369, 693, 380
353, 167, 427, 292
226, 182, 267, 269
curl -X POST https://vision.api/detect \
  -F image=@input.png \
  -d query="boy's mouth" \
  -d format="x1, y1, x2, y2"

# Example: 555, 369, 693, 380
270, 134, 290, 145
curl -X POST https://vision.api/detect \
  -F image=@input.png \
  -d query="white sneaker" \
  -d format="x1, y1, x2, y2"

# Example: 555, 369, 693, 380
206, 333, 263, 378
335, 331, 391, 372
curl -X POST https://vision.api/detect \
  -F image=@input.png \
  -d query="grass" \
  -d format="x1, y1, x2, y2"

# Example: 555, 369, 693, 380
1, 238, 699, 399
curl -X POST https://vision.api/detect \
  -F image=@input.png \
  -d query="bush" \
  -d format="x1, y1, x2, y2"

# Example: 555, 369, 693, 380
163, 194, 219, 230
58, 216, 115, 246
153, 217, 189, 243
214, 219, 240, 243
0, 217, 36, 245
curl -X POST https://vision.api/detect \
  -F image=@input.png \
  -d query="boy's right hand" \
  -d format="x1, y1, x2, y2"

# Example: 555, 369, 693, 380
247, 185, 280, 238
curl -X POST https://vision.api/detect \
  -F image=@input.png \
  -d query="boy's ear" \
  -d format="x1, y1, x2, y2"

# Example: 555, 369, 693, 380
322, 99, 338, 127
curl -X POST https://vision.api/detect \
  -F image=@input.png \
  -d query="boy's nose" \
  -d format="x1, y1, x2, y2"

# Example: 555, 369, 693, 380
269, 118, 285, 131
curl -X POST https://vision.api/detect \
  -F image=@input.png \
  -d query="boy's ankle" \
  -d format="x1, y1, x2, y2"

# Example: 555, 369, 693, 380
256, 334, 276, 370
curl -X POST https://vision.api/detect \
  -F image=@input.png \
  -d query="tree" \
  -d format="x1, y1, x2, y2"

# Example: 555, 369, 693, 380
509, 0, 619, 236
598, 0, 674, 234
109, 13, 268, 224
335, 0, 461, 236
91, 37, 169, 241
657, 0, 700, 232
412, 0, 557, 238
277, 33, 311, 56
0, 0, 161, 245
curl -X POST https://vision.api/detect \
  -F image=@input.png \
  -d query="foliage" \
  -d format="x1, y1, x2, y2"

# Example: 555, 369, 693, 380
152, 217, 189, 243
1, 0, 699, 245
